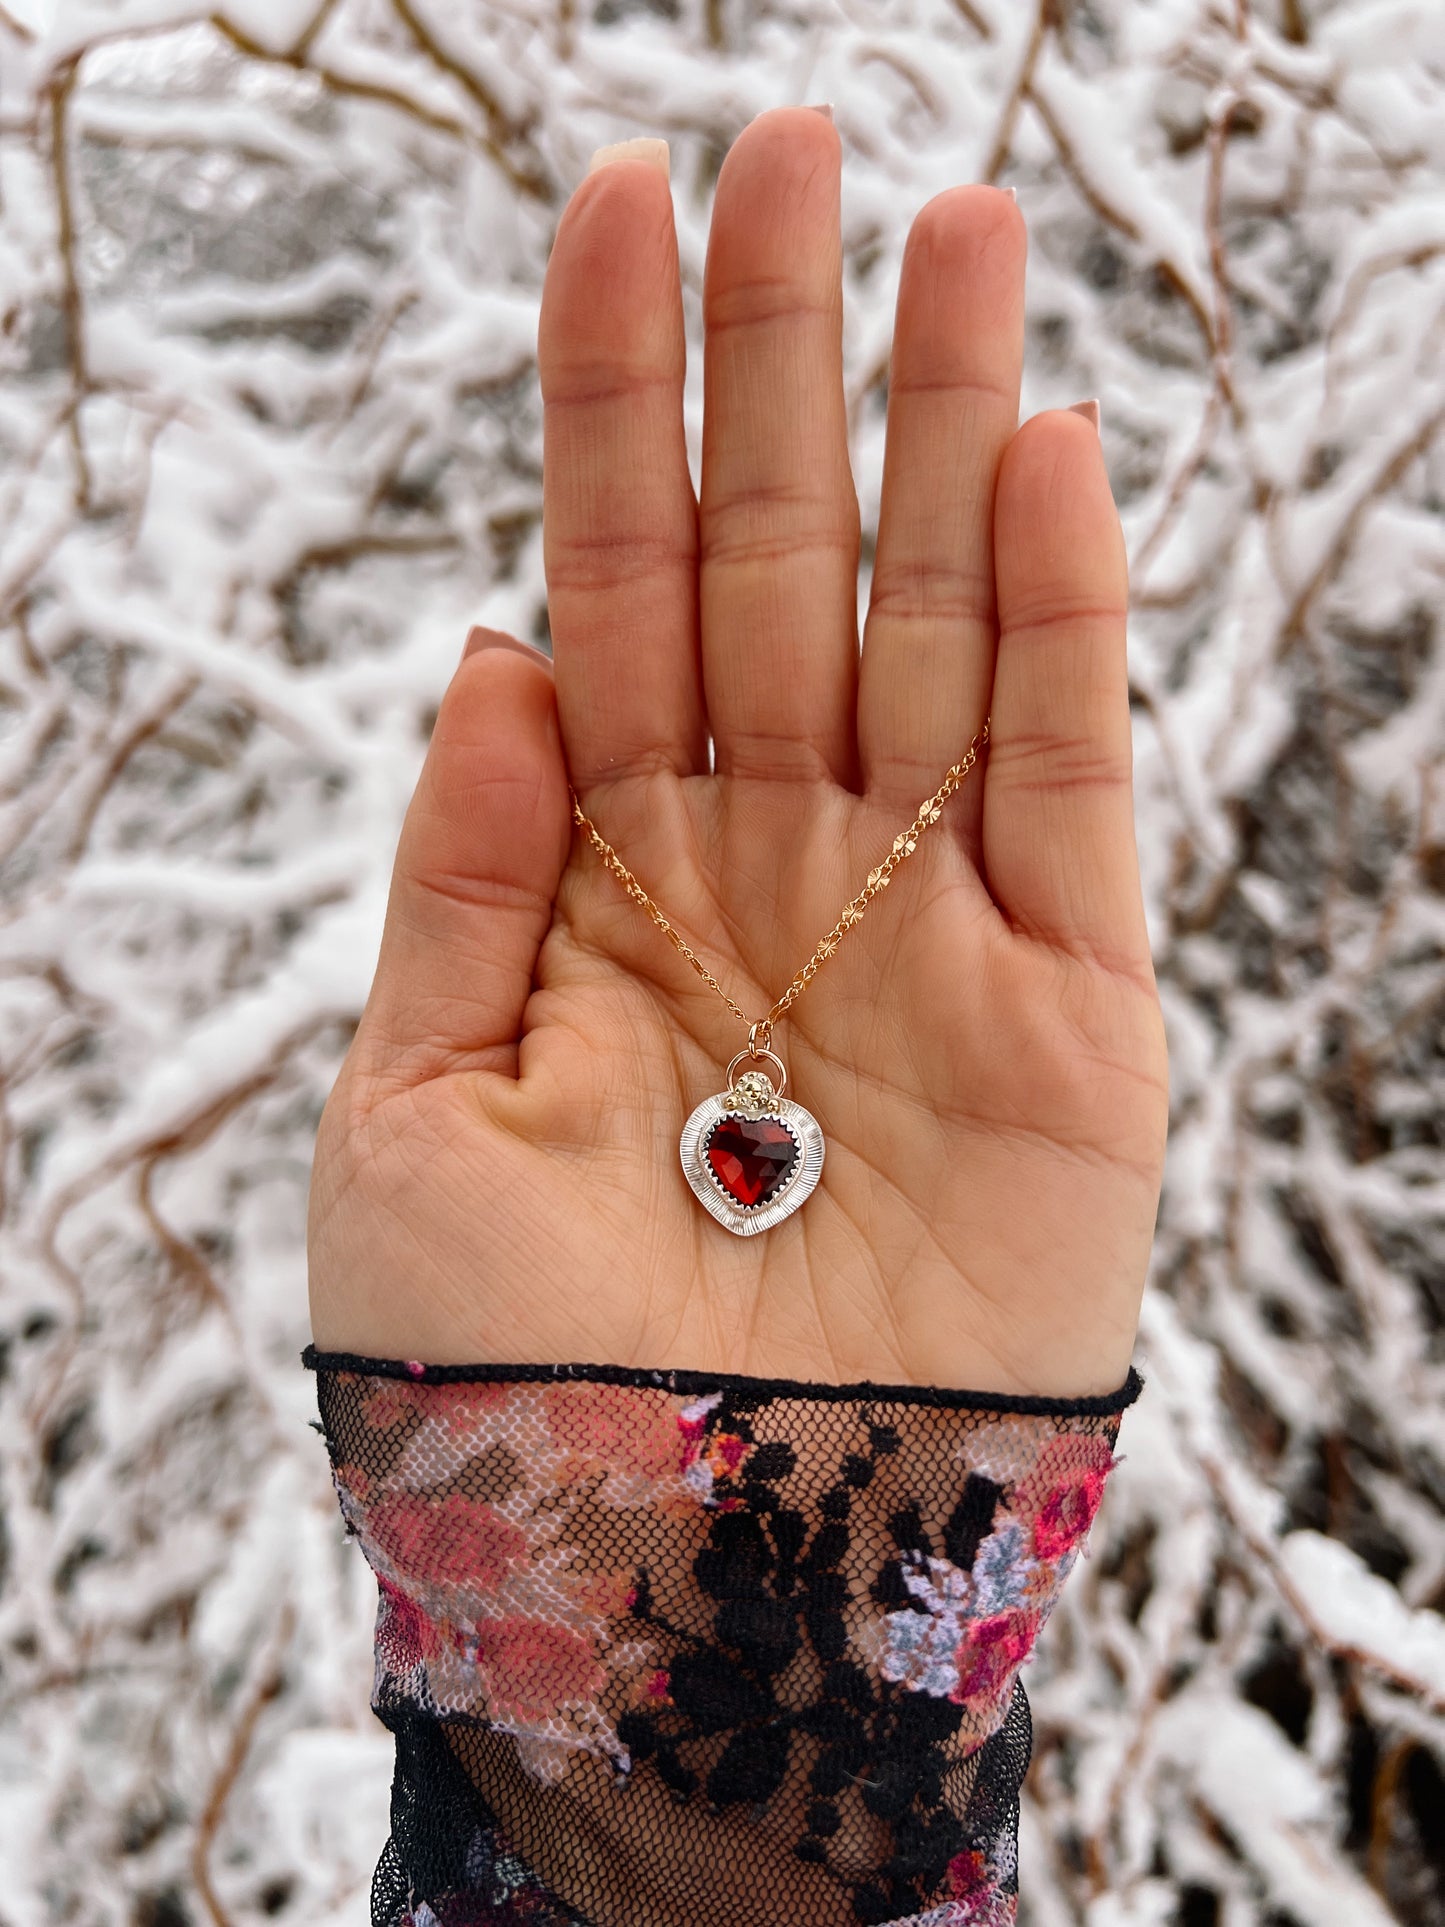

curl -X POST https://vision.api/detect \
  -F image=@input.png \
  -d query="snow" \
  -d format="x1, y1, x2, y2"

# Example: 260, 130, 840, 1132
1, 1, 1441, 1923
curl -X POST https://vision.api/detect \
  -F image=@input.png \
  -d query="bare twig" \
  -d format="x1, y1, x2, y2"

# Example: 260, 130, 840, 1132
46, 57, 92, 514
192, 1601, 297, 1927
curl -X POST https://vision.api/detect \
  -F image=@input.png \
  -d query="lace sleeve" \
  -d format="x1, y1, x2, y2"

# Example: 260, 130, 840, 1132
304, 1347, 1140, 1927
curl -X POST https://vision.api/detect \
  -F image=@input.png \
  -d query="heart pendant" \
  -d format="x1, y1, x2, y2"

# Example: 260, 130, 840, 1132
680, 1054, 824, 1235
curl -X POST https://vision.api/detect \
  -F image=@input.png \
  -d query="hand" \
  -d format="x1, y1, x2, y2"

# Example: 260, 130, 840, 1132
307, 111, 1168, 1398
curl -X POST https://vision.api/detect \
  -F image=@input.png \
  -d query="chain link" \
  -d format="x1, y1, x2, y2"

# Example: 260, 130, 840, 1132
569, 718, 989, 1055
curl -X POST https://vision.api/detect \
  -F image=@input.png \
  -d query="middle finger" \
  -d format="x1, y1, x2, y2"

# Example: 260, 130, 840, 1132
700, 109, 861, 788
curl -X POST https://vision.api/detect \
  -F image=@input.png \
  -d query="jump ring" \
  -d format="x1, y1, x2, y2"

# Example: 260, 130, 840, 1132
725, 1045, 788, 1102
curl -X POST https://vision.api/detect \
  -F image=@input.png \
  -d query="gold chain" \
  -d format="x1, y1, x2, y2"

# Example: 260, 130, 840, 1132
569, 718, 989, 1057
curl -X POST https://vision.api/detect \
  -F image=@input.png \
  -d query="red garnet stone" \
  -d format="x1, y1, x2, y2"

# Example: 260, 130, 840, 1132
705, 1114, 799, 1208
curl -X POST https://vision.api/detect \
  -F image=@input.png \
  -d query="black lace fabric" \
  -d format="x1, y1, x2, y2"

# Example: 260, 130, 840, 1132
305, 1348, 1140, 1927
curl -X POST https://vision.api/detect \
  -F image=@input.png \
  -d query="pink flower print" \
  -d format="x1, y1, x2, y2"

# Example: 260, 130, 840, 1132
951, 1610, 1041, 1706
476, 1613, 606, 1723
361, 1384, 415, 1430
676, 1391, 733, 1505
677, 1412, 708, 1449
333, 1461, 372, 1503
574, 1570, 637, 1617
638, 1667, 672, 1705
543, 1382, 689, 1481
1014, 1432, 1115, 1517
677, 1390, 723, 1468
706, 1430, 750, 1480
419, 1379, 510, 1438
1033, 1465, 1112, 1562
678, 1390, 723, 1434
369, 1491, 528, 1592
376, 1574, 444, 1669
948, 1848, 991, 1901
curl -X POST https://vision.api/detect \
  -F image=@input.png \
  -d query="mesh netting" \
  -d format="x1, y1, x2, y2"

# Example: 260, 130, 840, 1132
307, 1351, 1139, 1927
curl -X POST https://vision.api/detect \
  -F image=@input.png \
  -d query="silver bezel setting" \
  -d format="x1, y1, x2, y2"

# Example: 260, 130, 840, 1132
679, 1092, 826, 1236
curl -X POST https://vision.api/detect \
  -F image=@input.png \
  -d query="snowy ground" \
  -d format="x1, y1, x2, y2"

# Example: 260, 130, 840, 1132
1, 2, 1442, 1923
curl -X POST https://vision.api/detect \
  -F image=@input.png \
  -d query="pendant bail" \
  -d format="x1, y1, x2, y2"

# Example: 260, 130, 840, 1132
725, 1044, 788, 1103
748, 1018, 772, 1057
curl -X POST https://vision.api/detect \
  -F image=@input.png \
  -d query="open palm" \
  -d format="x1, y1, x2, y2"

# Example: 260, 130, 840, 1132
308, 112, 1167, 1399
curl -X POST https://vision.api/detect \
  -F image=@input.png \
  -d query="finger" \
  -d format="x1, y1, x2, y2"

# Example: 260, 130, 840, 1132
360, 634, 571, 1086
538, 143, 706, 791
700, 107, 860, 786
859, 186, 1024, 835
982, 409, 1149, 968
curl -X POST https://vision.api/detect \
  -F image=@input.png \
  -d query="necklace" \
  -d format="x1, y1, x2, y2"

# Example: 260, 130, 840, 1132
570, 719, 989, 1235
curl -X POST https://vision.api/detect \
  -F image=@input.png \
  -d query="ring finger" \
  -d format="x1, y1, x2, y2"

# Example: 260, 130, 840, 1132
858, 186, 1025, 840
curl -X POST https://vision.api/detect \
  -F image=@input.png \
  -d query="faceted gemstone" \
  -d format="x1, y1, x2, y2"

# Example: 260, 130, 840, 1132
705, 1114, 798, 1208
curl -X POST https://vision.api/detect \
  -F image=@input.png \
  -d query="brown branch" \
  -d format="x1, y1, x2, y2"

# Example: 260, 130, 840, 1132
0, 701, 67, 805
191, 1601, 296, 1927
0, 713, 116, 871
324, 287, 420, 435
210, 5, 554, 200
47, 56, 92, 514
1277, 397, 1445, 655
11, 596, 46, 679
271, 530, 460, 662
29, 1013, 335, 1433
1201, 88, 1244, 420
1020, 85, 1219, 366
391, 0, 519, 143
1327, 241, 1445, 384
856, 48, 947, 123
1368, 1735, 1413, 1896
980, 0, 1050, 185
137, 1156, 230, 1318
1024, 44, 1220, 358
1130, 387, 1228, 590
209, 14, 472, 147
290, 0, 339, 60
0, 493, 80, 630
63, 674, 199, 865
1199, 1455, 1445, 1716
950, 0, 993, 38
389, 0, 553, 199
1023, 84, 1140, 242
1084, 1584, 1203, 1894
1253, 51, 1421, 177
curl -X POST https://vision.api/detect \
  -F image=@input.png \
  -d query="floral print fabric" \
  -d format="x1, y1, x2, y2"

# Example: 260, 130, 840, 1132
306, 1351, 1137, 1927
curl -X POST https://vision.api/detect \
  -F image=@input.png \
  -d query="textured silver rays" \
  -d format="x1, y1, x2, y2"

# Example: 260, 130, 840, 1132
679, 1074, 826, 1236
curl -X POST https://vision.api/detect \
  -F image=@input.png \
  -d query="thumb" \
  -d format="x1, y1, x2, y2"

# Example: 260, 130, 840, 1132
358, 628, 571, 1087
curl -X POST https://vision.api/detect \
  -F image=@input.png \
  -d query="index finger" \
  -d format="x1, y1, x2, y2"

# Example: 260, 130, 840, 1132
538, 145, 706, 793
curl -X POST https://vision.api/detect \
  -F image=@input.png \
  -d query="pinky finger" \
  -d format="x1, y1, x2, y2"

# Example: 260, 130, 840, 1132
981, 410, 1150, 974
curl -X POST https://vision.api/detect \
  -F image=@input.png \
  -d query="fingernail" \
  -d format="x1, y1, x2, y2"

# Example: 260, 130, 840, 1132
462, 625, 549, 665
1069, 399, 1102, 434
807, 103, 834, 120
1000, 186, 1018, 202
587, 137, 670, 179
